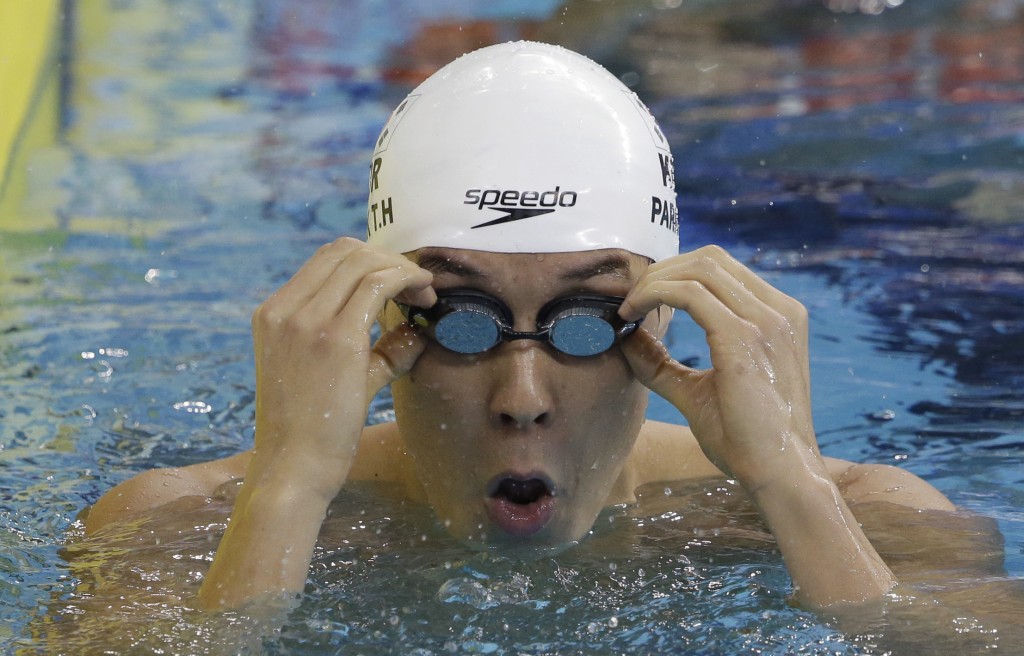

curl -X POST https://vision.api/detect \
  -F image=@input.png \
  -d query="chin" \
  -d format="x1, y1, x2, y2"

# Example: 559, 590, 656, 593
440, 510, 596, 560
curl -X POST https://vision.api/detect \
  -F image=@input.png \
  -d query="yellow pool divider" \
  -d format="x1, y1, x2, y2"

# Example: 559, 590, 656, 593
0, 0, 63, 229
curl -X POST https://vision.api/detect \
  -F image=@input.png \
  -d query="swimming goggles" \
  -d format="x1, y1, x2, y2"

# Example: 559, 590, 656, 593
398, 289, 642, 357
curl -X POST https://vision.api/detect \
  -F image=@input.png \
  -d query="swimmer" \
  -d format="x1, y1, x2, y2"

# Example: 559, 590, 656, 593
86, 42, 958, 611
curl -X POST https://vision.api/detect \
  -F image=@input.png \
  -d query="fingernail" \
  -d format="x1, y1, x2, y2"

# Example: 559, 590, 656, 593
618, 298, 642, 322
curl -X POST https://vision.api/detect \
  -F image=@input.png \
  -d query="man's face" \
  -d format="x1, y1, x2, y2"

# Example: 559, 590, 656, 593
388, 248, 656, 553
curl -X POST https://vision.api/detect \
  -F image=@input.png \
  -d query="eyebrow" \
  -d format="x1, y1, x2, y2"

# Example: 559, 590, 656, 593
556, 253, 636, 282
415, 250, 637, 283
415, 252, 488, 279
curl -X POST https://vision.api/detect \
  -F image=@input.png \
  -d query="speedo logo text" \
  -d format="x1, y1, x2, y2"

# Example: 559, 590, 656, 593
465, 186, 578, 229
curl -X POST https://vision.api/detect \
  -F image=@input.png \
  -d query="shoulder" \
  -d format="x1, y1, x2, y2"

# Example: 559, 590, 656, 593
825, 457, 956, 512
85, 423, 419, 536
348, 422, 423, 497
85, 450, 252, 535
624, 422, 955, 513
85, 423, 420, 535
620, 420, 723, 495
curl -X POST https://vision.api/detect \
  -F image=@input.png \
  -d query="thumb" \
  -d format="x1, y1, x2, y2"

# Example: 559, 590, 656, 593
620, 328, 704, 419
367, 323, 427, 398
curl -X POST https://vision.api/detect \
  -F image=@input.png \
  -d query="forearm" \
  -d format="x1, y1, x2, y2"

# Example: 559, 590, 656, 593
745, 448, 896, 608
197, 466, 332, 611
194, 237, 431, 611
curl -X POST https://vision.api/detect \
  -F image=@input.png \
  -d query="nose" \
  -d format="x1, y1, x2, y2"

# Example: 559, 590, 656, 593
487, 343, 555, 429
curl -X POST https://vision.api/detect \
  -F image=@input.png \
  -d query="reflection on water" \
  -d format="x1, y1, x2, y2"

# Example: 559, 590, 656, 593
1, 0, 1023, 652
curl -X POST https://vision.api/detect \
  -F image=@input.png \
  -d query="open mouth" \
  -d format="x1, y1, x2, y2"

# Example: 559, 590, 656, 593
485, 474, 556, 538
491, 477, 551, 505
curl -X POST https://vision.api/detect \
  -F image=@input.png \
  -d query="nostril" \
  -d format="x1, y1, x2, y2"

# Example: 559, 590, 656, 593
498, 411, 549, 427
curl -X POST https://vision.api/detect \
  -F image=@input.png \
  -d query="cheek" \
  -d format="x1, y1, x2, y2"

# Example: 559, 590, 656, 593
568, 354, 646, 413
395, 350, 481, 412
562, 371, 647, 467
390, 366, 484, 469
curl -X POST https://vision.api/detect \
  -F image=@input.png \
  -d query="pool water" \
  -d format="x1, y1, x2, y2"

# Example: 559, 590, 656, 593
2, 0, 1023, 653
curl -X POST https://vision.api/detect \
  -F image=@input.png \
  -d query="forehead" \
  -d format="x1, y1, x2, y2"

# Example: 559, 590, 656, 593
410, 248, 649, 285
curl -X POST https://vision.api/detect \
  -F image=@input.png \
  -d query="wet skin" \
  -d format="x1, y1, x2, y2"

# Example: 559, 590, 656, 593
387, 248, 658, 551
85, 238, 958, 612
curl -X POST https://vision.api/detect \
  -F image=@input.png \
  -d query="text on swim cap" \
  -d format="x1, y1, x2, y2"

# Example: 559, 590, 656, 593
369, 157, 382, 192
651, 196, 679, 235
465, 187, 580, 229
367, 157, 395, 237
659, 152, 675, 188
464, 187, 578, 210
368, 197, 394, 235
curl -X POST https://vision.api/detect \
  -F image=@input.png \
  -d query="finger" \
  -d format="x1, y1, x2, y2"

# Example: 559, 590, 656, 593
684, 248, 811, 395
694, 246, 809, 348
366, 323, 428, 397
328, 261, 433, 337
624, 278, 755, 345
622, 254, 767, 327
672, 245, 793, 311
302, 249, 433, 327
620, 327, 705, 420
393, 279, 437, 309
262, 237, 365, 319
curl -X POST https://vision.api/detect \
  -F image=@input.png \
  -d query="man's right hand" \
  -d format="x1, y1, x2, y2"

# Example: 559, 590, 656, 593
246, 237, 434, 503
199, 237, 434, 610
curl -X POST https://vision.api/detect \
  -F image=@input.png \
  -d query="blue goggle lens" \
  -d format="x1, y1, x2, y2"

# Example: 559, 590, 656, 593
434, 309, 502, 354
548, 312, 617, 357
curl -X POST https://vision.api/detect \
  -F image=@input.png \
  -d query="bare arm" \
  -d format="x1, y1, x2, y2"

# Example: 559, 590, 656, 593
619, 245, 949, 608
197, 238, 434, 610
632, 416, 1022, 629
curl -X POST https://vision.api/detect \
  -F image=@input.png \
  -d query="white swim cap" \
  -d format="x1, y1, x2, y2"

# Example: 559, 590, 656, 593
366, 41, 679, 262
